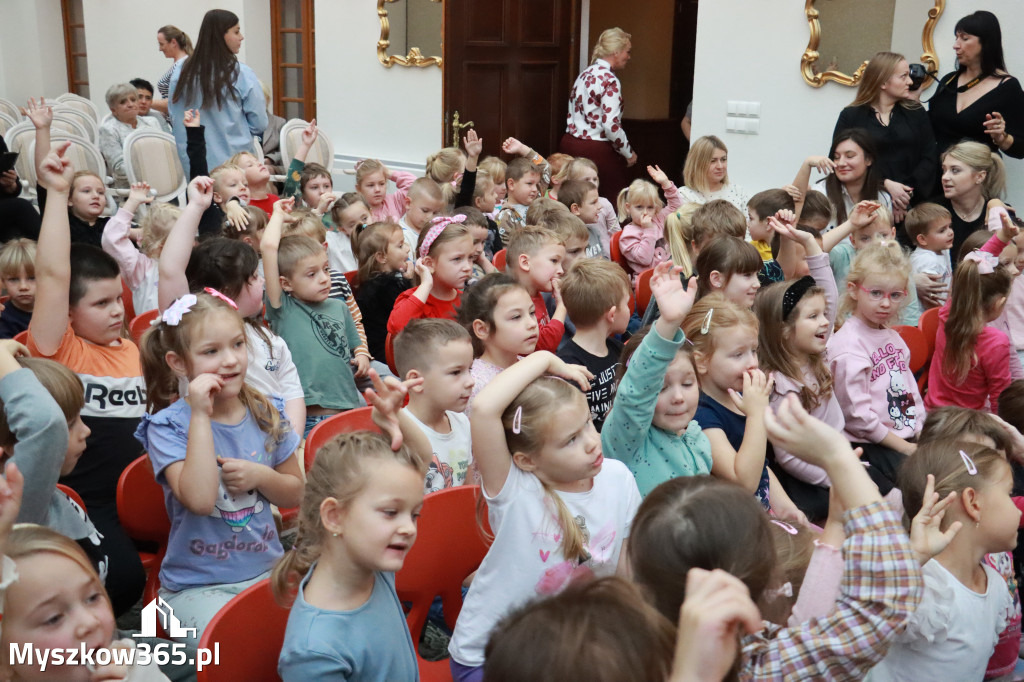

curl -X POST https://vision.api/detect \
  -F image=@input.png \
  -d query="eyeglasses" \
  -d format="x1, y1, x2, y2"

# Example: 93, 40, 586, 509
858, 285, 908, 303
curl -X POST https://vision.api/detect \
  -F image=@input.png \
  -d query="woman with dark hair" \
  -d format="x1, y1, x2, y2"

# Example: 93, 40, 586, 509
833, 52, 937, 222
929, 11, 1024, 160
810, 128, 892, 229
168, 9, 267, 174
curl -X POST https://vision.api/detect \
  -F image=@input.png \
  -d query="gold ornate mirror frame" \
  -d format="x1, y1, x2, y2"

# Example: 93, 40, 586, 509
377, 0, 443, 68
801, 0, 945, 87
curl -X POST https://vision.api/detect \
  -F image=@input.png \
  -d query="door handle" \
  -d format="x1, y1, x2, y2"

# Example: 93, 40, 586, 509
451, 110, 474, 146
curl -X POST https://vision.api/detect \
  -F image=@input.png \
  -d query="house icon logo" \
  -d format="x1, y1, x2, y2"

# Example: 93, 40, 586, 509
133, 596, 197, 639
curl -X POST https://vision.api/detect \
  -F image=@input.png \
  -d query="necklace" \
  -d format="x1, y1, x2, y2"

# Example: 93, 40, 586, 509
952, 196, 985, 222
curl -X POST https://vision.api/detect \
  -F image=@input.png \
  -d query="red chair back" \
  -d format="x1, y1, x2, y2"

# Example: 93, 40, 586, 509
197, 579, 290, 682
636, 268, 654, 316
57, 484, 86, 511
609, 231, 628, 270
385, 332, 398, 375
121, 278, 135, 322
396, 486, 492, 679
492, 249, 507, 271
894, 325, 930, 375
918, 305, 940, 359
343, 269, 359, 293
303, 407, 381, 471
117, 455, 172, 629
130, 309, 159, 344
13, 330, 28, 346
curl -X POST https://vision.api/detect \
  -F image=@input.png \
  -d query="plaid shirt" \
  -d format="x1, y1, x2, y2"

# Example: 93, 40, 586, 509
741, 501, 922, 681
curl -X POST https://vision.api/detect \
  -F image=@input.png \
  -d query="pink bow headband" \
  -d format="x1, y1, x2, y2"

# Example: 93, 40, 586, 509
963, 249, 1000, 274
419, 214, 467, 258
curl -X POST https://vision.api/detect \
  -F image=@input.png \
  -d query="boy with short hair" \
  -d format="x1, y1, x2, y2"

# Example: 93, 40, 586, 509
747, 188, 794, 285
536, 209, 591, 269
506, 226, 567, 353
557, 259, 630, 432
690, 199, 746, 252
0, 238, 37, 338
906, 203, 954, 309
262, 200, 364, 436
496, 157, 542, 246
394, 318, 475, 491
400, 177, 445, 258
557, 179, 606, 257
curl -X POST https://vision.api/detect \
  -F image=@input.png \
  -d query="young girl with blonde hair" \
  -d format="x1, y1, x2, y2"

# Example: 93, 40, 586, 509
355, 158, 417, 223
617, 165, 682, 280
664, 203, 700, 278
679, 135, 748, 211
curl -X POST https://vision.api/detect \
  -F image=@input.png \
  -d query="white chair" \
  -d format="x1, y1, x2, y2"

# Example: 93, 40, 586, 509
29, 133, 119, 215
0, 112, 16, 139
123, 129, 186, 206
255, 135, 287, 184
3, 121, 37, 198
56, 93, 100, 122
53, 107, 98, 143
50, 116, 89, 140
279, 118, 334, 173
0, 98, 20, 122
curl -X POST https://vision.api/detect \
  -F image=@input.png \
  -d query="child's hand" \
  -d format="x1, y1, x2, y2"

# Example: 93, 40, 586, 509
545, 354, 593, 391
909, 473, 962, 564
272, 197, 295, 217
996, 209, 1020, 243
727, 370, 773, 418
805, 156, 835, 175
315, 192, 336, 216
187, 373, 224, 417
463, 129, 483, 159
650, 261, 697, 325
224, 201, 249, 230
300, 118, 318, 147
638, 211, 654, 230
0, 462, 24, 558
89, 640, 134, 681
37, 142, 74, 193
647, 164, 669, 187
763, 393, 855, 471
0, 340, 29, 359
768, 210, 812, 247
989, 414, 1024, 465
24, 97, 52, 130
401, 259, 415, 278
772, 500, 809, 528
781, 184, 803, 203
351, 354, 371, 379
125, 182, 154, 212
186, 176, 214, 210
217, 457, 267, 496
551, 276, 564, 307
849, 201, 881, 229
183, 109, 200, 127
414, 257, 433, 288
501, 137, 528, 157
364, 369, 424, 450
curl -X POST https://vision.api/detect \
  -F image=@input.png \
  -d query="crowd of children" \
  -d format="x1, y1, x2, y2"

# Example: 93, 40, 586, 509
4, 87, 1024, 682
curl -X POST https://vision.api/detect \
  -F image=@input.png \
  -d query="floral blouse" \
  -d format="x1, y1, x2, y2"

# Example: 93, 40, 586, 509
565, 59, 633, 159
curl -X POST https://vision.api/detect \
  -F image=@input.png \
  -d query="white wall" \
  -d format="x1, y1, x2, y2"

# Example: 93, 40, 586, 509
691, 0, 1024, 199
82, 0, 272, 114
0, 0, 68, 104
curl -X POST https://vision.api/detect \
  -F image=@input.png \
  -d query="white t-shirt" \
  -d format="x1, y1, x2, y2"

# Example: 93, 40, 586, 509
402, 408, 472, 492
866, 559, 1011, 682
400, 217, 418, 261
325, 230, 356, 274
909, 247, 951, 303
244, 324, 305, 402
448, 459, 641, 667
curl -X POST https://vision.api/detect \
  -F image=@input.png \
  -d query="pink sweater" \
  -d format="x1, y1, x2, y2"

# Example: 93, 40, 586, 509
368, 170, 417, 223
827, 315, 924, 444
619, 182, 682, 278
100, 207, 159, 313
1005, 276, 1024, 352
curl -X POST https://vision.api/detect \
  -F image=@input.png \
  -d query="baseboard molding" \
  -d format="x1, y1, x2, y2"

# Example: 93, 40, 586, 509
330, 154, 426, 193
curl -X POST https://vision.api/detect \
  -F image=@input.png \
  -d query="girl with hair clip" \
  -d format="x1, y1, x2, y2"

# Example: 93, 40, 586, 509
387, 215, 474, 334
678, 135, 748, 212
135, 291, 303, 646
601, 262, 711, 497
868, 440, 1018, 681
802, 129, 892, 231
354, 221, 413, 361
694, 237, 763, 309
0, 468, 172, 681
684, 295, 805, 521
926, 211, 1018, 413
457, 272, 539, 411
274, 372, 432, 681
159, 176, 307, 436
629, 397, 924, 681
562, 157, 620, 256
617, 165, 682, 282
447, 350, 640, 682
354, 159, 417, 224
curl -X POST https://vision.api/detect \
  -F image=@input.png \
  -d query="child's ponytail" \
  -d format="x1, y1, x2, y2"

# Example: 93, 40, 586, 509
615, 186, 631, 223
942, 252, 1013, 384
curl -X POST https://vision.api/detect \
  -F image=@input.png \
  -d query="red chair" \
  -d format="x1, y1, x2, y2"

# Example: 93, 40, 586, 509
396, 486, 493, 682
492, 249, 507, 271
121, 278, 135, 322
895, 324, 931, 394
303, 406, 380, 471
197, 579, 290, 682
918, 305, 940, 360
609, 231, 628, 270
636, 268, 654, 317
130, 309, 159, 344
343, 269, 359, 292
57, 483, 85, 511
13, 330, 27, 345
385, 332, 398, 375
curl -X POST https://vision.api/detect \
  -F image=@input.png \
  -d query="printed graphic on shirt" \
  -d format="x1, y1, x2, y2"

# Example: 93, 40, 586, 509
209, 476, 265, 532
310, 311, 351, 359
79, 374, 147, 419
869, 343, 917, 432
426, 455, 454, 493
533, 508, 617, 596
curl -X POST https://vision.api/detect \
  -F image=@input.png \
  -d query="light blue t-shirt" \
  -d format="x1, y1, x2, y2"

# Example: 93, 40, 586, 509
135, 397, 299, 592
278, 566, 419, 682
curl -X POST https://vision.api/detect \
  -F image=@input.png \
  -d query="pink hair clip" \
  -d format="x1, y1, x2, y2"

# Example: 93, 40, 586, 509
204, 287, 238, 310
770, 519, 799, 535
963, 250, 999, 275
419, 214, 467, 258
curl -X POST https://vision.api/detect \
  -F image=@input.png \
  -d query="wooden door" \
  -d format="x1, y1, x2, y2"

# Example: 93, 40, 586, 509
443, 0, 578, 156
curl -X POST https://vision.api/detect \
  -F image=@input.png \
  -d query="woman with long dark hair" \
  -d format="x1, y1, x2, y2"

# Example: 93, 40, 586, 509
929, 11, 1024, 161
810, 128, 891, 229
169, 9, 267, 173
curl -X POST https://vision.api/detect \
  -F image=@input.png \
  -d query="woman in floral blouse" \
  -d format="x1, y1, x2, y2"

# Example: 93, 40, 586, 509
559, 27, 636, 202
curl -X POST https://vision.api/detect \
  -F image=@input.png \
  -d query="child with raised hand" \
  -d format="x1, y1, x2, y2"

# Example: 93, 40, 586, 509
0, 239, 37, 339
29, 143, 147, 615
355, 158, 417, 223
262, 199, 365, 436
447, 349, 640, 681
617, 165, 683, 281
136, 291, 303, 646
0, 466, 172, 682
629, 396, 923, 681
925, 213, 1018, 413
354, 221, 413, 360
683, 295, 804, 521
181, 109, 251, 238
602, 261, 711, 496
866, 440, 1018, 681
274, 370, 431, 681
458, 273, 538, 406
452, 131, 486, 211
387, 215, 474, 334
495, 158, 542, 246
228, 150, 278, 215
828, 241, 923, 489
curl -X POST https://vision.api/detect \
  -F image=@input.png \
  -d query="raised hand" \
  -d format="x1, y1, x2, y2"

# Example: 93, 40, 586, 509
364, 369, 424, 450
187, 176, 214, 210
647, 164, 669, 187
187, 373, 224, 417
300, 119, 319, 147
849, 200, 881, 229
24, 97, 53, 129
183, 109, 201, 127
224, 201, 250, 231
501, 137, 528, 157
125, 181, 155, 213
650, 261, 697, 326
805, 156, 835, 175
37, 142, 74, 193
909, 473, 962, 564
728, 370, 773, 418
463, 129, 483, 159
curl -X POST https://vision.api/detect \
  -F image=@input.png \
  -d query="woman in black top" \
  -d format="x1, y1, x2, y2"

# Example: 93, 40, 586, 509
928, 11, 1024, 160
833, 52, 937, 223
936, 140, 1006, 263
